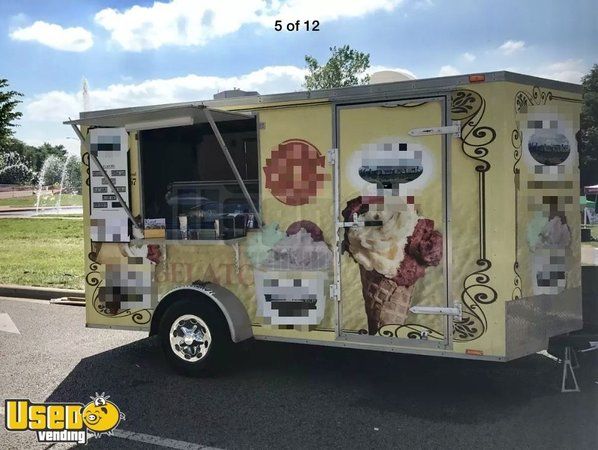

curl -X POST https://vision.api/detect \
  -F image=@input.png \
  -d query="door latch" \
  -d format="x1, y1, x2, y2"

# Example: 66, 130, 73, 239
409, 302, 462, 322
409, 121, 461, 138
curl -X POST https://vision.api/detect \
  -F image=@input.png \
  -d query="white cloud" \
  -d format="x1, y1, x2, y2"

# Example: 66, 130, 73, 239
498, 40, 525, 55
95, 0, 403, 51
438, 65, 460, 76
530, 59, 587, 84
26, 91, 82, 122
266, 0, 402, 22
23, 65, 307, 123
9, 21, 93, 52
19, 64, 308, 154
462, 52, 476, 62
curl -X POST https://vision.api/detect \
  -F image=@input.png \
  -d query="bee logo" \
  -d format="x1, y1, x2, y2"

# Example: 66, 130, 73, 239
81, 393, 125, 436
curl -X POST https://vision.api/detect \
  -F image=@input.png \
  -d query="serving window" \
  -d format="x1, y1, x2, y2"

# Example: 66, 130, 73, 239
140, 118, 259, 240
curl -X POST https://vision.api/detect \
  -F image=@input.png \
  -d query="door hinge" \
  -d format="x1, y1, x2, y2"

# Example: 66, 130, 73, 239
327, 148, 338, 164
409, 121, 461, 138
329, 283, 340, 301
409, 302, 462, 321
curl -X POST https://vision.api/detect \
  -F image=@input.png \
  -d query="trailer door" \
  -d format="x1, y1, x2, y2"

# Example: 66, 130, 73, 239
334, 97, 454, 349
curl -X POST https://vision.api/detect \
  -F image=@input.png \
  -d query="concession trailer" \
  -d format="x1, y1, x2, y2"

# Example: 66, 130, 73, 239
66, 71, 583, 375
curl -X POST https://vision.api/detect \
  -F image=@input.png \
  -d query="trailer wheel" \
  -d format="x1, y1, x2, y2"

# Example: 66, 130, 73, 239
159, 299, 231, 376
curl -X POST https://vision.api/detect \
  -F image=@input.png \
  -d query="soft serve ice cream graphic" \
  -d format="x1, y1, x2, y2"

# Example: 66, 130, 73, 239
343, 198, 442, 334
248, 221, 333, 325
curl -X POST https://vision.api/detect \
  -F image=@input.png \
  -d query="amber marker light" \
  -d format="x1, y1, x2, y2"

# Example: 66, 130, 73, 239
469, 74, 486, 83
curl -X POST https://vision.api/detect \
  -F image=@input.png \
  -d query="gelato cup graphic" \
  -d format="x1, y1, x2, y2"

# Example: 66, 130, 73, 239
342, 197, 442, 334
249, 221, 332, 325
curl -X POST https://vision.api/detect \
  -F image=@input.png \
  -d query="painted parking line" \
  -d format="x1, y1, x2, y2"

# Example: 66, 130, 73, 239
111, 429, 222, 450
0, 312, 20, 334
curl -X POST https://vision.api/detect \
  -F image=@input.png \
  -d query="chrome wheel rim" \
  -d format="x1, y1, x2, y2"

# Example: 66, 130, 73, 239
169, 314, 211, 362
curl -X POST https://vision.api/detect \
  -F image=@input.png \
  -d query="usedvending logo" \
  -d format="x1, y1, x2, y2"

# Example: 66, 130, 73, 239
4, 392, 125, 444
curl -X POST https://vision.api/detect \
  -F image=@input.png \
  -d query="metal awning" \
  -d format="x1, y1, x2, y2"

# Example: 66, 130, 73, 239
64, 105, 253, 129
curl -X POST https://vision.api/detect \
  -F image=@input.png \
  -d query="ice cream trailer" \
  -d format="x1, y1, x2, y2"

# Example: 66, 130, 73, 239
66, 71, 583, 375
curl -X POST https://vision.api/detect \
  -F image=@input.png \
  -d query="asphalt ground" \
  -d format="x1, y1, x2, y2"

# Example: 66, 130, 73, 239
1, 296, 597, 449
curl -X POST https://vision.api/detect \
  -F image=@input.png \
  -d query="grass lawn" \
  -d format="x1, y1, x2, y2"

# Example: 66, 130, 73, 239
0, 217, 84, 289
0, 194, 82, 208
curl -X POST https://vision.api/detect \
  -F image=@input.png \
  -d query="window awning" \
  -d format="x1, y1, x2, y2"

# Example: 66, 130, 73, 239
64, 105, 253, 129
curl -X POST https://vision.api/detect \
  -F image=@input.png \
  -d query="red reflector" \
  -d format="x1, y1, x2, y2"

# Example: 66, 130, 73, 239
469, 74, 485, 83
466, 349, 484, 356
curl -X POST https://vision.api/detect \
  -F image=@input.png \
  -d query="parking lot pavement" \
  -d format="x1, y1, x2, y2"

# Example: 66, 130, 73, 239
1, 296, 597, 450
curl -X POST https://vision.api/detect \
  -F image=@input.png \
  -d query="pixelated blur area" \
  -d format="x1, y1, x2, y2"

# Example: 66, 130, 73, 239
88, 128, 130, 243
90, 134, 121, 155
358, 142, 423, 191
90, 217, 128, 242
254, 270, 327, 325
522, 112, 576, 295
99, 257, 154, 312
263, 139, 329, 206
534, 248, 567, 293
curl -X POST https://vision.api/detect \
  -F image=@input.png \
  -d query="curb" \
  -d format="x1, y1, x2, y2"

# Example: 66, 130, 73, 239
0, 284, 84, 301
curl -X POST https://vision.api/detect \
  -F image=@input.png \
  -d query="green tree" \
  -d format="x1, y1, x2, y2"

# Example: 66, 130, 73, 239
580, 64, 598, 187
304, 45, 370, 90
0, 79, 23, 147
7, 139, 66, 173
65, 155, 82, 193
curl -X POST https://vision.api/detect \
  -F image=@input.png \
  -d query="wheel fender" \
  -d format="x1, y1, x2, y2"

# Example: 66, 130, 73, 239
152, 283, 253, 343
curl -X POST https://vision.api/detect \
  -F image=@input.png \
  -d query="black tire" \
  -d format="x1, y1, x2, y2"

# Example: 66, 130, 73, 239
159, 298, 231, 376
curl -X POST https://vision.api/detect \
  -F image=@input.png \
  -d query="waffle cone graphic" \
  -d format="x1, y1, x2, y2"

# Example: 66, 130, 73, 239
359, 266, 415, 335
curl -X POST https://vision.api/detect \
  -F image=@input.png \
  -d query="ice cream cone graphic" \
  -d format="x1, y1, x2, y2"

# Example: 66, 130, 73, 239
359, 266, 415, 333
343, 197, 442, 335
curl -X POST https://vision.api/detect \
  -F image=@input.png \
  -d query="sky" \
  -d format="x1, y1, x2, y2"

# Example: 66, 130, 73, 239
0, 0, 596, 155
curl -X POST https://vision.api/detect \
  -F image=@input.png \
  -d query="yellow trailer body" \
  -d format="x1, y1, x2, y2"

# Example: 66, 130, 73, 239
69, 72, 582, 362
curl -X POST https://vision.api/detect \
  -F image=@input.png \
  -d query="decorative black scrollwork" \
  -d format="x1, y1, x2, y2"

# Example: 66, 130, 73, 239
450, 90, 498, 341
453, 90, 496, 173
512, 128, 522, 175
453, 258, 497, 340
512, 261, 522, 300
451, 91, 480, 119
515, 85, 580, 114
81, 152, 91, 187
380, 324, 444, 340
515, 86, 553, 113
511, 126, 522, 300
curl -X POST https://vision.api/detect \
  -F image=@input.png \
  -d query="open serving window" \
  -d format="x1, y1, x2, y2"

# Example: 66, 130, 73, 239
70, 105, 262, 242
138, 111, 260, 240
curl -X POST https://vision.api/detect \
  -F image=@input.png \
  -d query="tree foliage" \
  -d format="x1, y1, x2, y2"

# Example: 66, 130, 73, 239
0, 79, 23, 147
580, 64, 598, 187
304, 45, 370, 90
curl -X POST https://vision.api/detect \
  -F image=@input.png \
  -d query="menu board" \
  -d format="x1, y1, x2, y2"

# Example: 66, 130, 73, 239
89, 128, 130, 242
